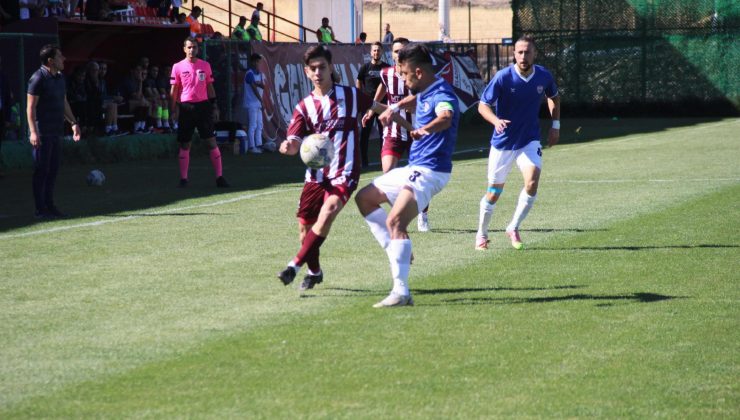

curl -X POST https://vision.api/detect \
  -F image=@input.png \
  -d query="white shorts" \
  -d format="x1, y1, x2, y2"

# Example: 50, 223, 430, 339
372, 165, 451, 213
487, 141, 542, 185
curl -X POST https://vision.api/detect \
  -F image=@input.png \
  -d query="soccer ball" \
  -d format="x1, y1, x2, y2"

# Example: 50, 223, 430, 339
86, 169, 105, 186
300, 133, 334, 169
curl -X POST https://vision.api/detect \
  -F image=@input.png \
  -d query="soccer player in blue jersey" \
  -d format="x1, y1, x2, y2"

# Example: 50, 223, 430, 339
355, 44, 460, 308
475, 35, 561, 251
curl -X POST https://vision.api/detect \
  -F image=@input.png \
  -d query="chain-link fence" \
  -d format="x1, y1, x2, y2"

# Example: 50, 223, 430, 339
512, 0, 740, 115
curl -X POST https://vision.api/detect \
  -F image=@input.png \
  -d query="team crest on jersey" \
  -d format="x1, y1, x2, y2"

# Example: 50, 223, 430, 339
537, 85, 544, 94
423, 102, 431, 112
197, 70, 206, 82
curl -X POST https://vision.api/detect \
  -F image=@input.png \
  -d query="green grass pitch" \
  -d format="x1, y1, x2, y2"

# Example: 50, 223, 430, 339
0, 118, 738, 418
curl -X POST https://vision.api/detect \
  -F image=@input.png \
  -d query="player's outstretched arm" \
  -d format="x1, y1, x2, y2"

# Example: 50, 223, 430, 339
279, 137, 300, 155
546, 95, 561, 148
378, 94, 416, 126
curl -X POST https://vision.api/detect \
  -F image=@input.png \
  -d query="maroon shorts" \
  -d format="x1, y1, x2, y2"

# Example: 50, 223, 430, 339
381, 136, 412, 159
296, 179, 357, 225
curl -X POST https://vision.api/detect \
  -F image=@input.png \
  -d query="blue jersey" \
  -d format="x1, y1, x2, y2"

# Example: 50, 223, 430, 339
480, 64, 558, 150
408, 78, 460, 173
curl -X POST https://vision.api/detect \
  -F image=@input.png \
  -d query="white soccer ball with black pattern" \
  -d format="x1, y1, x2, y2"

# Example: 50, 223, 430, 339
86, 169, 105, 187
300, 133, 334, 169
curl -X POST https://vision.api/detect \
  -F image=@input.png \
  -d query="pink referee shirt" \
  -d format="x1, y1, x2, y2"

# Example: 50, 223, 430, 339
171, 58, 213, 103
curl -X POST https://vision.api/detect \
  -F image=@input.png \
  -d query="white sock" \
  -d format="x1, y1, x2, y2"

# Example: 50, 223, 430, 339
477, 196, 496, 238
288, 261, 301, 273
507, 190, 536, 232
387, 239, 412, 297
113, 124, 119, 131
307, 268, 322, 276
106, 125, 113, 132
163, 121, 170, 128
156, 119, 162, 128
364, 207, 390, 249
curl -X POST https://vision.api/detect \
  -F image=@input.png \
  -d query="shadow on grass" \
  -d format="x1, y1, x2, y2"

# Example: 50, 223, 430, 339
104, 212, 231, 217
438, 292, 679, 306
432, 227, 608, 235
320, 285, 585, 298
0, 117, 728, 234
529, 244, 738, 251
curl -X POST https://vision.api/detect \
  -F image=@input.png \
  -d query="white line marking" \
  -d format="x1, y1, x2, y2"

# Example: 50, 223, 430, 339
0, 189, 292, 240
548, 178, 740, 184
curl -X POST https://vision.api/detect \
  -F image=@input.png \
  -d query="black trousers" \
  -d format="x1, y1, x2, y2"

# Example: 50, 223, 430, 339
360, 114, 383, 167
32, 135, 62, 212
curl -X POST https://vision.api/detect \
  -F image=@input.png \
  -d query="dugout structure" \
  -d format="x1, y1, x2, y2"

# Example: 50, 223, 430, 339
512, 0, 740, 116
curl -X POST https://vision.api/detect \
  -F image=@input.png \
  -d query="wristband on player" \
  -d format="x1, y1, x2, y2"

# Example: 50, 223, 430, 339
389, 103, 400, 113
552, 120, 561, 130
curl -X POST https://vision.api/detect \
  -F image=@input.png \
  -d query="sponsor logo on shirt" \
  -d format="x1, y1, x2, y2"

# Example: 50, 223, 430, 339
197, 70, 206, 82
537, 85, 544, 94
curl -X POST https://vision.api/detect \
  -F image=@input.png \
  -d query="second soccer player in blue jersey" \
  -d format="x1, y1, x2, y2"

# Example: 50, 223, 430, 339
475, 35, 561, 250
356, 44, 460, 308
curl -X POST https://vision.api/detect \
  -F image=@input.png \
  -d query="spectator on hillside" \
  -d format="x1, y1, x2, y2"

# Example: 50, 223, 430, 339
251, 2, 262, 21
383, 23, 394, 44
232, 15, 248, 40
98, 61, 124, 134
246, 15, 262, 41
186, 6, 202, 38
316, 17, 336, 44
119, 64, 151, 133
175, 12, 186, 24
66, 65, 88, 133
170, 0, 182, 22
355, 32, 367, 45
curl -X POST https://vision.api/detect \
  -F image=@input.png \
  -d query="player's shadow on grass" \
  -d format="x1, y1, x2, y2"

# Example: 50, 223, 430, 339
103, 212, 230, 217
431, 227, 608, 235
529, 244, 738, 252
438, 292, 678, 306
322, 285, 585, 298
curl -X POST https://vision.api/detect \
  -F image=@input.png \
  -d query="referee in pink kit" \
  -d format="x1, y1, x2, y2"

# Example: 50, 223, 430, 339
170, 37, 229, 188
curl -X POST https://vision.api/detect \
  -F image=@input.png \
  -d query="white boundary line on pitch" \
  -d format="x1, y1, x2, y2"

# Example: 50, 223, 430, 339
0, 189, 292, 240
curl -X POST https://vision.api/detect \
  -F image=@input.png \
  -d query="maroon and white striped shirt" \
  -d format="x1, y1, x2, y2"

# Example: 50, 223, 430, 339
287, 84, 373, 185
380, 66, 413, 142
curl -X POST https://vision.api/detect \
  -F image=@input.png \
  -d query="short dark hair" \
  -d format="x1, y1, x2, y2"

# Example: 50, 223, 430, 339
303, 45, 332, 65
256, 2, 263, 8
516, 34, 537, 49
359, 32, 367, 40
192, 6, 202, 14
39, 44, 60, 66
184, 36, 198, 46
397, 43, 432, 70
394, 37, 410, 46
250, 53, 262, 63
239, 15, 247, 23
371, 41, 382, 48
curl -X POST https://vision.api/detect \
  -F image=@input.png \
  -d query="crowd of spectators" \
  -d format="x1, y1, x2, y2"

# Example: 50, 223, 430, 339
58, 56, 181, 137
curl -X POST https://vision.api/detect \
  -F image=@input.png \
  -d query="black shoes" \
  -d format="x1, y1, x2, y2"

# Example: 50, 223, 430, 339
299, 272, 323, 291
34, 207, 67, 220
216, 176, 230, 188
277, 266, 297, 286
179, 178, 189, 188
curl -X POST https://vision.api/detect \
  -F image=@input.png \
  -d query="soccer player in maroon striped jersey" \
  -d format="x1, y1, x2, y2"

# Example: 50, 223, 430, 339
276, 45, 411, 291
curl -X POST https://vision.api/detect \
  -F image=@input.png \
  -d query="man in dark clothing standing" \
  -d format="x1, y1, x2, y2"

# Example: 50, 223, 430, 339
356, 41, 390, 167
26, 44, 81, 219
